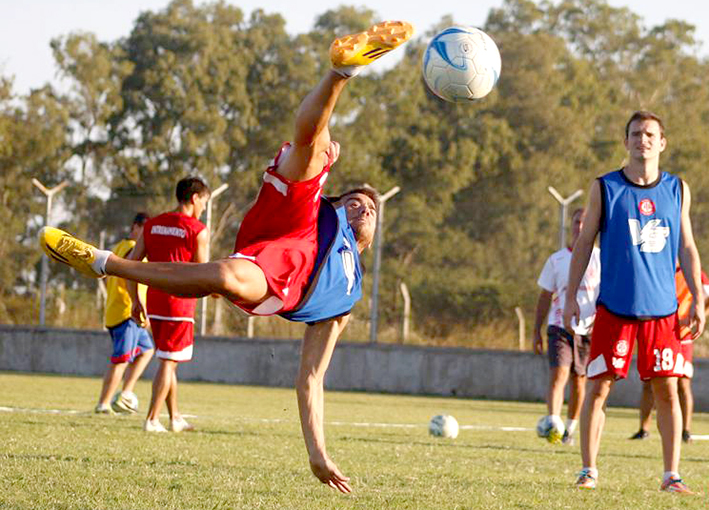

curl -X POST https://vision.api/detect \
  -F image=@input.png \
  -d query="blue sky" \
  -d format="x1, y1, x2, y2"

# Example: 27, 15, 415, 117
1, 0, 707, 94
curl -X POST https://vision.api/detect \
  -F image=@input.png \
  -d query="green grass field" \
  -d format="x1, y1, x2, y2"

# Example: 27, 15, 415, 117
1, 372, 708, 509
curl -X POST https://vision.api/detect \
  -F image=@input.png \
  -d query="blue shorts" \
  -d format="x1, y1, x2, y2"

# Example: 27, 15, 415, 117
108, 319, 154, 364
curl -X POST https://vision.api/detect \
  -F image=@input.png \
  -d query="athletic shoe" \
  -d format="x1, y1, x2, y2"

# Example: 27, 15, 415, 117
94, 403, 113, 415
575, 469, 597, 490
562, 430, 574, 445
330, 21, 413, 77
682, 430, 692, 443
170, 417, 195, 433
111, 391, 139, 414
629, 429, 649, 440
39, 226, 104, 278
144, 419, 168, 433
660, 477, 693, 494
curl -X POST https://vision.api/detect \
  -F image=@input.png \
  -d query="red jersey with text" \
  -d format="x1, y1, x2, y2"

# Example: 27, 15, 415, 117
143, 212, 206, 321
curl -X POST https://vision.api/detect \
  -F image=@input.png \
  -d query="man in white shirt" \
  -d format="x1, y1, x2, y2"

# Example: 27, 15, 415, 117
533, 208, 601, 444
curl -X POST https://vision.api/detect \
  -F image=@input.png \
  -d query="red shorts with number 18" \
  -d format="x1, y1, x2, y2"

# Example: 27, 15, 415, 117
586, 305, 683, 381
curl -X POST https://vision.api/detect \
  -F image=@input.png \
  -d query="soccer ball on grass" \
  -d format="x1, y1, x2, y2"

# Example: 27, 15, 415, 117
536, 415, 565, 443
429, 414, 459, 439
422, 26, 501, 103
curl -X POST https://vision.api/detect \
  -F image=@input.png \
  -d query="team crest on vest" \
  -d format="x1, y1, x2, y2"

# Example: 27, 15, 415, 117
638, 199, 655, 216
628, 219, 669, 253
614, 339, 629, 357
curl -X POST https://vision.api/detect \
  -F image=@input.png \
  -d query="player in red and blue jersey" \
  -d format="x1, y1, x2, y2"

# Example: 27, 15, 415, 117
40, 20, 413, 493
564, 111, 705, 493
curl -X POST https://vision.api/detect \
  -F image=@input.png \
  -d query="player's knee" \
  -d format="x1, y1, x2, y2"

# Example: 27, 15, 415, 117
215, 260, 250, 298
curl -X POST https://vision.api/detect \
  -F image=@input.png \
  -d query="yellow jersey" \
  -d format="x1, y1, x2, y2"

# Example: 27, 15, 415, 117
104, 239, 147, 328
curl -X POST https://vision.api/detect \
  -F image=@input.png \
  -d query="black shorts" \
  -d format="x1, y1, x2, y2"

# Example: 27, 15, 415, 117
547, 325, 590, 376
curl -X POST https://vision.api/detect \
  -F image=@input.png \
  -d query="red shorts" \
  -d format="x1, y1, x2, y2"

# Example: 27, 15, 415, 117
230, 143, 330, 315
587, 305, 683, 381
150, 319, 194, 362
680, 337, 694, 379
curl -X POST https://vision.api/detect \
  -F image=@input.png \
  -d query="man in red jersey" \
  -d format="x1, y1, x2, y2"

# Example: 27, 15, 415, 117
39, 20, 412, 492
128, 177, 210, 433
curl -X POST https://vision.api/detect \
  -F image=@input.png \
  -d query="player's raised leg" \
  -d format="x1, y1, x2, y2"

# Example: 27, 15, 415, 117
39, 227, 270, 304
276, 20, 413, 183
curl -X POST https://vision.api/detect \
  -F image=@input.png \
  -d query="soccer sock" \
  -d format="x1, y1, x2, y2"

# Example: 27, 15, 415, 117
91, 249, 111, 276
663, 471, 680, 483
331, 65, 362, 78
566, 419, 578, 436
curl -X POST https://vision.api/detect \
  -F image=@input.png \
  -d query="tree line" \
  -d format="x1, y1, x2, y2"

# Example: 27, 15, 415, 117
3, 0, 709, 348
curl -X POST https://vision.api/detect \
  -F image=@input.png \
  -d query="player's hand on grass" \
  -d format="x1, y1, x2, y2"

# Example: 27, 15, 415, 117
309, 454, 351, 494
690, 301, 706, 339
563, 300, 579, 336
532, 331, 543, 355
131, 301, 148, 328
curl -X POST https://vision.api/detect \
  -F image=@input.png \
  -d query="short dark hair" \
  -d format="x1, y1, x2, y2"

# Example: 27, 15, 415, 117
336, 185, 381, 214
625, 110, 665, 139
176, 177, 210, 204
132, 212, 150, 226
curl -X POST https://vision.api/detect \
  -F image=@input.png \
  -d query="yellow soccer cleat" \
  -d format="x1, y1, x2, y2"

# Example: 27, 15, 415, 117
330, 21, 413, 74
39, 226, 104, 278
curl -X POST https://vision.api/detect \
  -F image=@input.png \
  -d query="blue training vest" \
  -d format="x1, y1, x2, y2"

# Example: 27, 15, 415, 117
280, 197, 363, 324
597, 169, 682, 317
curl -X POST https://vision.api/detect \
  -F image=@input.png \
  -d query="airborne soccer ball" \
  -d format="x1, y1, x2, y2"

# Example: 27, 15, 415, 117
422, 26, 501, 103
429, 414, 459, 439
536, 415, 565, 443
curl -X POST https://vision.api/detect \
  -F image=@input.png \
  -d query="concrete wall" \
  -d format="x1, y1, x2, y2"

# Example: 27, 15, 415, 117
2, 324, 708, 410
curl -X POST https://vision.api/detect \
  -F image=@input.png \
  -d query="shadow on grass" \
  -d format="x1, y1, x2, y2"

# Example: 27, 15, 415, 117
339, 435, 709, 464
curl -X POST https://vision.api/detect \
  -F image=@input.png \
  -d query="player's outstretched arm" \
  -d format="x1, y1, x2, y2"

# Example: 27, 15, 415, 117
563, 180, 601, 333
296, 315, 351, 493
678, 181, 706, 338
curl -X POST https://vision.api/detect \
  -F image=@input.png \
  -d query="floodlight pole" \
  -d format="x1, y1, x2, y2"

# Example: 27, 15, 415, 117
32, 178, 69, 326
547, 186, 583, 250
200, 183, 229, 336
369, 185, 401, 344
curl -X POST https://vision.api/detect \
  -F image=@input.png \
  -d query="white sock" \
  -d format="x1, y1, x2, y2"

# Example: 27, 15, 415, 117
583, 467, 598, 478
566, 419, 578, 436
663, 471, 680, 483
91, 249, 111, 275
332, 65, 362, 78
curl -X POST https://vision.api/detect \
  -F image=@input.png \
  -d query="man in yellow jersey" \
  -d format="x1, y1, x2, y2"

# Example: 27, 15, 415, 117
95, 213, 155, 414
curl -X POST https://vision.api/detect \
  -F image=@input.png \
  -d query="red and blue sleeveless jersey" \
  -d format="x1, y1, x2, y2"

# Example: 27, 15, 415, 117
280, 198, 363, 324
143, 211, 206, 321
597, 169, 681, 317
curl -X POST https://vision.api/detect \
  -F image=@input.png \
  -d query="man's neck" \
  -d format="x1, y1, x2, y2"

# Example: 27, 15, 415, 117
175, 203, 195, 218
622, 159, 660, 185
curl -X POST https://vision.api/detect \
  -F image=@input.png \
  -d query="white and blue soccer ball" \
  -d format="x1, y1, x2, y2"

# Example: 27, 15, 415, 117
536, 415, 565, 443
422, 26, 501, 103
429, 414, 459, 439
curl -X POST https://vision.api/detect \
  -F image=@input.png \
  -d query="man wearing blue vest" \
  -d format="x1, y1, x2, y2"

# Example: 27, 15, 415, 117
40, 21, 412, 494
563, 111, 705, 493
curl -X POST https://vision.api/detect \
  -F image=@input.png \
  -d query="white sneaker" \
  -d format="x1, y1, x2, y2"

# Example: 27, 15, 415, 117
143, 419, 168, 433
170, 417, 195, 432
94, 403, 113, 414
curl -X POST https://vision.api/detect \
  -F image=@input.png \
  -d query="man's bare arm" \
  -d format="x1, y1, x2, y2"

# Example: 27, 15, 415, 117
533, 290, 553, 354
126, 234, 147, 325
677, 181, 706, 338
296, 314, 352, 493
563, 180, 601, 332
